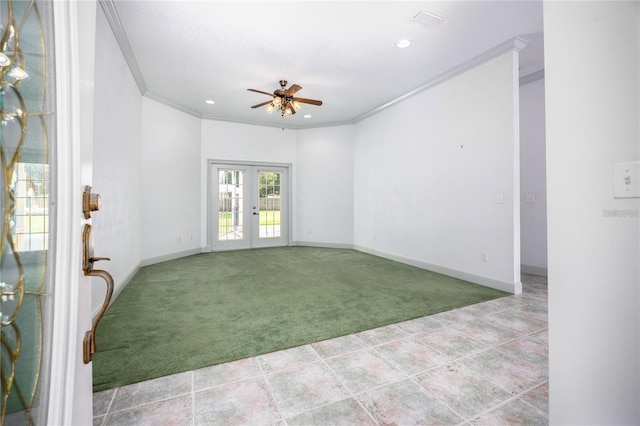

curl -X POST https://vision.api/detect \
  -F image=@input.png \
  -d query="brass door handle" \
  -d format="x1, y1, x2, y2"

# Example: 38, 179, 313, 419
82, 185, 102, 219
82, 223, 114, 364
83, 267, 114, 364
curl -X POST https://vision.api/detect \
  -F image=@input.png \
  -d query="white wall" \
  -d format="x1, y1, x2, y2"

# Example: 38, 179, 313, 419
140, 98, 201, 262
200, 120, 297, 247
296, 125, 355, 246
91, 7, 142, 311
520, 78, 547, 275
353, 51, 521, 293
545, 1, 639, 424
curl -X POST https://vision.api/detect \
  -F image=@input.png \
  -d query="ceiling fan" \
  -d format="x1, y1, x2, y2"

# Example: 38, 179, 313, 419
247, 80, 323, 116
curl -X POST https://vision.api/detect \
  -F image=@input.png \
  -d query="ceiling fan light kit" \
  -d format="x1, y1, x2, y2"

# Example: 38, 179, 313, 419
248, 80, 323, 117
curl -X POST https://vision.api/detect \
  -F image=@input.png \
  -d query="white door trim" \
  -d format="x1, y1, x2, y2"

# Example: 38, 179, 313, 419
48, 1, 96, 425
48, 1, 81, 422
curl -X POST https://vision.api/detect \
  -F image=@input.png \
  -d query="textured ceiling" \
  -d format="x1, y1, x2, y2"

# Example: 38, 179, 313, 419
107, 1, 544, 129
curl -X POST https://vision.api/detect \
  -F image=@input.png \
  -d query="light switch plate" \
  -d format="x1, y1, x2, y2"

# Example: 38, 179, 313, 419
614, 161, 640, 198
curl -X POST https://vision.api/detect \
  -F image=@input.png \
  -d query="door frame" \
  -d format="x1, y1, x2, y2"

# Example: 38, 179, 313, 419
207, 160, 292, 251
48, 1, 97, 424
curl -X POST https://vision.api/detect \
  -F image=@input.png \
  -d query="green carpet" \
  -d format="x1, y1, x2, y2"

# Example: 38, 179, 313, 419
92, 247, 507, 391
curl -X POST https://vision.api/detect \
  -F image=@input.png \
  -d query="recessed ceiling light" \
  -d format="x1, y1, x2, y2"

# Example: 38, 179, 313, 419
304, 114, 311, 118
396, 39, 411, 49
205, 100, 215, 105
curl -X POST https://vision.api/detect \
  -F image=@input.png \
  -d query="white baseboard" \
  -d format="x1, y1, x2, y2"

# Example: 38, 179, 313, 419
353, 245, 521, 294
140, 248, 203, 267
94, 244, 521, 320
521, 264, 548, 277
94, 248, 205, 319
110, 244, 522, 320
292, 241, 354, 250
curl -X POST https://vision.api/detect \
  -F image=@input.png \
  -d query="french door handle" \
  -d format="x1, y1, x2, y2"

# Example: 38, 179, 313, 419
253, 212, 259, 215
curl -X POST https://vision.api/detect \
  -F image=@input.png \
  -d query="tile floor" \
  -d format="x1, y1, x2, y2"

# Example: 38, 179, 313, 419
93, 274, 548, 425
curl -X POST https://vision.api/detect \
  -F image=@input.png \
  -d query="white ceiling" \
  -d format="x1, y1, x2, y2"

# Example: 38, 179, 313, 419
107, 1, 544, 129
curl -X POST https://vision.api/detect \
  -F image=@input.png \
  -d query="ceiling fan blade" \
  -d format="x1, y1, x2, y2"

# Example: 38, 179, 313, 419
247, 88, 275, 97
251, 100, 273, 109
292, 97, 323, 106
285, 84, 302, 97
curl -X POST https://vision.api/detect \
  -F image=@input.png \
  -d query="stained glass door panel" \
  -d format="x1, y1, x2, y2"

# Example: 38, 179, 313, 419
1, 0, 56, 424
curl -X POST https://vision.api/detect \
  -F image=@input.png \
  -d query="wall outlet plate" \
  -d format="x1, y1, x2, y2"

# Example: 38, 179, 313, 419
614, 161, 640, 198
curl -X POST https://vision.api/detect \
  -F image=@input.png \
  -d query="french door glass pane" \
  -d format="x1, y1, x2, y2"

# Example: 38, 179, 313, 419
217, 169, 244, 241
258, 171, 281, 239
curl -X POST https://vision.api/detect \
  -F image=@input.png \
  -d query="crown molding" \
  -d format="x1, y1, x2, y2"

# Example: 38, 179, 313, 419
520, 69, 545, 86
99, 0, 147, 95
353, 36, 530, 124
144, 92, 202, 119
199, 112, 354, 130
146, 86, 345, 130
99, 8, 532, 131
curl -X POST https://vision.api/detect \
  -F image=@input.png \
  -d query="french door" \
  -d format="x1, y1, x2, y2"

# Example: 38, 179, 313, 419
210, 162, 289, 251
